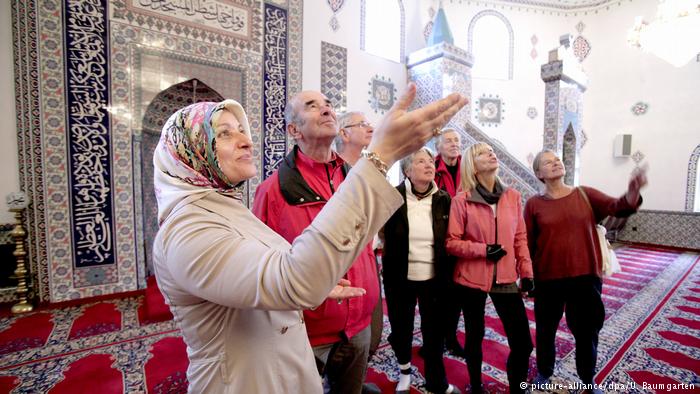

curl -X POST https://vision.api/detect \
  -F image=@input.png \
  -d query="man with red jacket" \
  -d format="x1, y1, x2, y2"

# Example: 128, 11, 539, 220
434, 128, 462, 196
434, 128, 465, 356
253, 91, 379, 394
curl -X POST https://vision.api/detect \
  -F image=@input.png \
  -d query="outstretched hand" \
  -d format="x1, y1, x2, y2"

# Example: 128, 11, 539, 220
367, 83, 468, 168
327, 278, 366, 301
626, 164, 648, 206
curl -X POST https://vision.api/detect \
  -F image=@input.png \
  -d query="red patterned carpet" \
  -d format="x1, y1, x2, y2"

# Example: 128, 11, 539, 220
0, 246, 697, 393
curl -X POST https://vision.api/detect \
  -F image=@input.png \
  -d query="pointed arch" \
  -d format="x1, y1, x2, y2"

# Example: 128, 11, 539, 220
562, 124, 577, 186
140, 79, 224, 276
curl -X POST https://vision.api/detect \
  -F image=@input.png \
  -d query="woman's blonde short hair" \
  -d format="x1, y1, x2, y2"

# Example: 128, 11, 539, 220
459, 142, 498, 192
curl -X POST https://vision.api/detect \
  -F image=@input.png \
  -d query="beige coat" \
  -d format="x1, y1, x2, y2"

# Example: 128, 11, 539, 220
152, 160, 402, 393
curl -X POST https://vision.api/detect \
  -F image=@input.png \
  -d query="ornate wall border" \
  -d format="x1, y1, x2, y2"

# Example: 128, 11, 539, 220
14, 0, 302, 302
63, 0, 116, 278
12, 0, 47, 302
360, 0, 406, 63
447, 0, 627, 16
686, 144, 700, 212
467, 9, 514, 80
261, 3, 289, 181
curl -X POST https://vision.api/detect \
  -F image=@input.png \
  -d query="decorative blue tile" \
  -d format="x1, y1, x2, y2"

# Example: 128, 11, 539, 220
263, 3, 289, 180
64, 0, 115, 270
321, 41, 347, 112
618, 210, 700, 250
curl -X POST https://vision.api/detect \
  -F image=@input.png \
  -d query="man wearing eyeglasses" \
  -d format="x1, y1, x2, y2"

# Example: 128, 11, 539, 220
335, 112, 374, 166
253, 93, 381, 394
335, 112, 385, 364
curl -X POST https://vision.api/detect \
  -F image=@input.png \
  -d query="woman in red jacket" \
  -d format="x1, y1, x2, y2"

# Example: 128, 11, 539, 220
446, 142, 534, 394
524, 150, 646, 393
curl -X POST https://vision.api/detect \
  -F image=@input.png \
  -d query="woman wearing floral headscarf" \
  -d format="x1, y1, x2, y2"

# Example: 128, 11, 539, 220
151, 86, 467, 393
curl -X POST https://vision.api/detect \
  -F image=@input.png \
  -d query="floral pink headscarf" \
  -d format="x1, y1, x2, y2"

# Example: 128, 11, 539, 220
153, 100, 252, 224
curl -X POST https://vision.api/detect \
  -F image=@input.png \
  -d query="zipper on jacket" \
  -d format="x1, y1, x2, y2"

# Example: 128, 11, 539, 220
493, 210, 499, 284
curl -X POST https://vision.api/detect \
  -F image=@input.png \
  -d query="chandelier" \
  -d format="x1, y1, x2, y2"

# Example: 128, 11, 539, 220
627, 0, 700, 67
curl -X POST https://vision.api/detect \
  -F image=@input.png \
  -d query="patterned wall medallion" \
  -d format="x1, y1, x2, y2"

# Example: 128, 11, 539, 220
368, 75, 397, 114
576, 21, 586, 33
527, 106, 538, 119
327, 0, 345, 31
573, 35, 591, 62
474, 95, 505, 127
631, 150, 645, 166
631, 101, 649, 115
527, 152, 535, 166
530, 34, 538, 60
321, 42, 348, 113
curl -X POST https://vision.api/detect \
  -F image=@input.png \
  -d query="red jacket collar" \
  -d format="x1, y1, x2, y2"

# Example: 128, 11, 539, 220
435, 154, 461, 197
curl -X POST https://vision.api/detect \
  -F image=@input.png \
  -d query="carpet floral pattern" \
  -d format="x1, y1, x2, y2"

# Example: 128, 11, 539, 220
0, 246, 697, 393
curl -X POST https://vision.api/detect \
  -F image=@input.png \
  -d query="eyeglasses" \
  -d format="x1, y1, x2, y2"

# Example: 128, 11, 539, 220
344, 121, 372, 129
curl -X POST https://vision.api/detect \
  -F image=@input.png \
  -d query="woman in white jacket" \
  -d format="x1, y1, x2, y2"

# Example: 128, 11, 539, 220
151, 85, 467, 393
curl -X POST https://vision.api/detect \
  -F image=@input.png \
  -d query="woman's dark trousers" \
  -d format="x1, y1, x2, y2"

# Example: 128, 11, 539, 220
457, 285, 533, 394
385, 278, 448, 393
534, 275, 605, 385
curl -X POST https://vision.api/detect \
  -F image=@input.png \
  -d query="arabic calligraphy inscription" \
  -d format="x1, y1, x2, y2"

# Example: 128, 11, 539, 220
132, 0, 249, 35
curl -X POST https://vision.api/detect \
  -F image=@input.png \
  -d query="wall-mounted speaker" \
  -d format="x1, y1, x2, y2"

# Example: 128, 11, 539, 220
613, 134, 632, 157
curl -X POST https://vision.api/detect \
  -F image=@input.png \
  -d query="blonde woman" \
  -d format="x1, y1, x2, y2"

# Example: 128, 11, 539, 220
446, 143, 533, 394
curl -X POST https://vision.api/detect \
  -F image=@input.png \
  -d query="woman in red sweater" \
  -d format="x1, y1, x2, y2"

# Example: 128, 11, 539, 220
446, 142, 534, 394
524, 149, 646, 393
